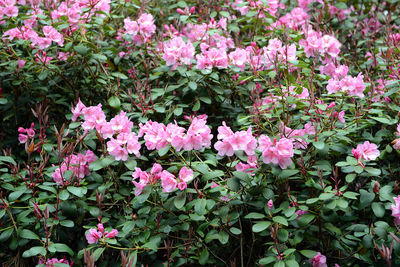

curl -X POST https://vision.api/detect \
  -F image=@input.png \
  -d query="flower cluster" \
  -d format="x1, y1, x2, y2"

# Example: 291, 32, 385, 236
352, 141, 380, 167
18, 122, 35, 144
38, 257, 73, 267
52, 150, 97, 185
214, 122, 257, 157
120, 13, 156, 45
132, 164, 194, 195
162, 36, 195, 69
258, 136, 294, 169
86, 223, 118, 244
72, 101, 141, 161
327, 72, 366, 98
139, 115, 213, 152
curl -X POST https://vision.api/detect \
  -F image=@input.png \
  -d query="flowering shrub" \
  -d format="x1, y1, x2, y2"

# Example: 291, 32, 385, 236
2, 0, 400, 266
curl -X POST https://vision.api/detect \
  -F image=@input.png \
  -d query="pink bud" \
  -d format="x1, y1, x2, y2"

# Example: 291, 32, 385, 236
267, 199, 273, 210
328, 101, 336, 108
18, 127, 26, 133
97, 223, 104, 233
164, 24, 169, 31
190, 6, 196, 13
177, 8, 184, 15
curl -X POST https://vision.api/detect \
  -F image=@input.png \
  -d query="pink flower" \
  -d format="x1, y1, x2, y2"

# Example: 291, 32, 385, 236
71, 99, 86, 122
160, 170, 177, 193
138, 13, 156, 37
177, 181, 187, 190
179, 167, 194, 183
105, 229, 118, 238
353, 141, 380, 162
18, 134, 28, 144
86, 229, 102, 244
163, 37, 195, 68
391, 196, 400, 225
310, 252, 327, 267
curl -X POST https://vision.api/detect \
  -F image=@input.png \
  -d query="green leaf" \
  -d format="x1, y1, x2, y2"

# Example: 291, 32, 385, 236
143, 236, 161, 251
0, 228, 14, 242
0, 156, 16, 165
199, 248, 209, 265
108, 96, 121, 109
20, 229, 40, 240
371, 202, 385, 217
218, 231, 229, 244
343, 191, 359, 199
193, 100, 200, 111
273, 216, 288, 226
298, 214, 315, 227
74, 45, 89, 55
188, 81, 197, 90
220, 11, 230, 17
300, 250, 317, 258
22, 246, 46, 257
244, 212, 265, 219
360, 189, 375, 209
90, 157, 114, 171
252, 221, 271, 232
230, 227, 242, 235
364, 167, 381, 176
195, 199, 207, 215
313, 141, 325, 150
285, 260, 299, 267
93, 247, 105, 261
319, 193, 335, 200
9, 188, 27, 202
259, 256, 276, 265
60, 220, 74, 227
277, 229, 288, 242
0, 98, 7, 104
174, 191, 186, 209
67, 186, 87, 197
59, 190, 69, 201
48, 243, 74, 256
158, 145, 170, 157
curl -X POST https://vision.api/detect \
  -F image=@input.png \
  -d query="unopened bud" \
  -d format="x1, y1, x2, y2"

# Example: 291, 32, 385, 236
373, 181, 380, 194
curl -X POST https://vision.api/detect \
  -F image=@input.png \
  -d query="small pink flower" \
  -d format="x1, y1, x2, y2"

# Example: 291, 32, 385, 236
177, 181, 187, 190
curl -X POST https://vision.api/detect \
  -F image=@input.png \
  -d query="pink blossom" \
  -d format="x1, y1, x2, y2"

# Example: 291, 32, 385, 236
160, 170, 177, 193
391, 196, 400, 225
163, 36, 195, 68
310, 252, 327, 267
17, 59, 26, 70
138, 13, 156, 37
177, 181, 187, 190
86, 228, 102, 244
179, 167, 194, 183
105, 229, 118, 238
71, 99, 86, 122
353, 141, 380, 161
